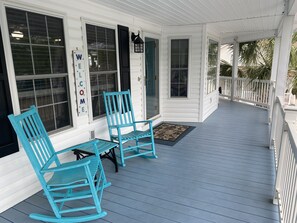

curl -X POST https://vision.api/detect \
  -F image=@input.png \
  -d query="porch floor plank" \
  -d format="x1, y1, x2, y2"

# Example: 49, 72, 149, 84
0, 100, 279, 223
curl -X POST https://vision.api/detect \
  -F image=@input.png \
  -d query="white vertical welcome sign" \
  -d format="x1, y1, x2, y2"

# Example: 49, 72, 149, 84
73, 50, 88, 116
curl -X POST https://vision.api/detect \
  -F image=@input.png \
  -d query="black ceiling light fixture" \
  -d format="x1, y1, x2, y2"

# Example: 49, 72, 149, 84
131, 31, 144, 53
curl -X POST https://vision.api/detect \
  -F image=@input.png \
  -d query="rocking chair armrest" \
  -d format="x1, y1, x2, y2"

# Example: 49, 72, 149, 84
110, 124, 133, 129
41, 158, 91, 173
134, 120, 152, 124
134, 120, 153, 127
55, 139, 100, 156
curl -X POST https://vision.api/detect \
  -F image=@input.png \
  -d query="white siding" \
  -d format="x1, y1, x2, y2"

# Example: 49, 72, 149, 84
161, 25, 203, 122
130, 48, 143, 121
0, 0, 161, 212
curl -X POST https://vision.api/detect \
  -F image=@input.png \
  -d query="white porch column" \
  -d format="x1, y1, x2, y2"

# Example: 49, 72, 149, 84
268, 37, 281, 123
231, 40, 239, 101
271, 37, 281, 82
275, 16, 295, 97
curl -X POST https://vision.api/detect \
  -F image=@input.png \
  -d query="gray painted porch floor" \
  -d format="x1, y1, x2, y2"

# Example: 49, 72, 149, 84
0, 99, 279, 223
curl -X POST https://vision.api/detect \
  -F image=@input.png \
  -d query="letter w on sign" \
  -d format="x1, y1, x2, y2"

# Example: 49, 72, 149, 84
76, 54, 83, 60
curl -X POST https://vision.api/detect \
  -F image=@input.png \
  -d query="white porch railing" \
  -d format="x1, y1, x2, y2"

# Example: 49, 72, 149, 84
270, 97, 297, 223
219, 76, 232, 97
270, 96, 285, 166
219, 76, 273, 107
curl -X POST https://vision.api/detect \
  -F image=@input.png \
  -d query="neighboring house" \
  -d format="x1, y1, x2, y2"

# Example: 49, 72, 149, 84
0, 0, 296, 214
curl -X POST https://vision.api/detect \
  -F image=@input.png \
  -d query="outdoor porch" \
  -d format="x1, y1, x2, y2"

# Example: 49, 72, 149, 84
0, 99, 279, 223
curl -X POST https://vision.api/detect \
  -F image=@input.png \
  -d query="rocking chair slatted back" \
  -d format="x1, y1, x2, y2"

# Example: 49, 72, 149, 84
8, 106, 56, 171
104, 90, 135, 129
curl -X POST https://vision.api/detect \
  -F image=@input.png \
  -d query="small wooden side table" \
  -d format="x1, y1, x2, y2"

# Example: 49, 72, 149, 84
73, 139, 118, 172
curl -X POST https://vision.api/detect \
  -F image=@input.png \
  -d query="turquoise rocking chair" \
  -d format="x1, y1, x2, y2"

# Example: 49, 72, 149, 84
8, 106, 110, 223
103, 90, 157, 166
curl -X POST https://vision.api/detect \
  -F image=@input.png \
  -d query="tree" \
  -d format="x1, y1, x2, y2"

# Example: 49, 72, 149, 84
220, 59, 243, 77
289, 33, 297, 94
221, 39, 274, 80
221, 34, 297, 90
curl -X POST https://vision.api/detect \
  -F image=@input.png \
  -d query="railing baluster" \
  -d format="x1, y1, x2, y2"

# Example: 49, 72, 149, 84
219, 76, 273, 107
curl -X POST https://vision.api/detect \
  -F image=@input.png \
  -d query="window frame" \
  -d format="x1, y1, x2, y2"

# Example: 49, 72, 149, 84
2, 3, 76, 134
206, 37, 220, 95
168, 36, 191, 98
81, 18, 120, 122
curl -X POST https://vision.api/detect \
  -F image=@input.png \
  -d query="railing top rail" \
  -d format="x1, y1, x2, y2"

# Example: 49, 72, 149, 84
219, 76, 273, 83
219, 76, 232, 79
235, 77, 272, 83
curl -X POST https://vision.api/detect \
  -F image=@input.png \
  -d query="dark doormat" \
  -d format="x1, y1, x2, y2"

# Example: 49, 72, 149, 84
152, 123, 195, 146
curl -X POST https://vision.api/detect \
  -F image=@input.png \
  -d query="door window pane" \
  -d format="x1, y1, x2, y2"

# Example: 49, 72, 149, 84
207, 39, 219, 94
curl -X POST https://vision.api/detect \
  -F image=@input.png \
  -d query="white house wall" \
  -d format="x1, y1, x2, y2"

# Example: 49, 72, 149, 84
161, 25, 203, 122
0, 0, 161, 212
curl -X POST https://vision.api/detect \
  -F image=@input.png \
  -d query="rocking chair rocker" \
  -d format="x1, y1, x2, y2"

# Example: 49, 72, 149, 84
8, 106, 110, 223
103, 90, 157, 166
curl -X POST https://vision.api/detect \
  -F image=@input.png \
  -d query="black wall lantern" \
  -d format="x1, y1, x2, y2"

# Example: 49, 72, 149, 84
131, 31, 144, 53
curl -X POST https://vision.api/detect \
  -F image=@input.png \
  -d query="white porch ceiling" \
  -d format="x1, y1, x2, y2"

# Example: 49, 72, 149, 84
91, 0, 289, 43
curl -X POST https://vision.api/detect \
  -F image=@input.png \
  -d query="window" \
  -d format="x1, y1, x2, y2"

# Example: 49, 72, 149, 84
207, 39, 219, 94
86, 24, 118, 118
6, 7, 71, 132
170, 39, 189, 97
